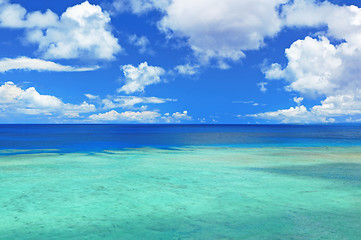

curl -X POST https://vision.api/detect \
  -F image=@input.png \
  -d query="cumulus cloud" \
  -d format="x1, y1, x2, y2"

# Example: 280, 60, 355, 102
311, 94, 361, 117
30, 1, 121, 60
281, 0, 358, 37
0, 81, 96, 116
256, 1, 361, 123
113, 0, 361, 75
0, 81, 186, 122
249, 93, 361, 123
0, 0, 58, 28
0, 57, 99, 72
161, 111, 192, 123
89, 109, 192, 123
0, 1, 121, 60
264, 36, 346, 96
170, 111, 192, 121
249, 105, 313, 123
102, 96, 176, 109
265, 1, 361, 97
118, 62, 166, 94
158, 0, 288, 67
293, 97, 303, 106
264, 63, 285, 80
89, 110, 161, 122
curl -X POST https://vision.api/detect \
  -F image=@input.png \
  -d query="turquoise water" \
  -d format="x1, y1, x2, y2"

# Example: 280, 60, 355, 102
1, 146, 360, 239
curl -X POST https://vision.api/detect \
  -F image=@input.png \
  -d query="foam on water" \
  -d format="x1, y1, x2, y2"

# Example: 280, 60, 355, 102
1, 146, 360, 239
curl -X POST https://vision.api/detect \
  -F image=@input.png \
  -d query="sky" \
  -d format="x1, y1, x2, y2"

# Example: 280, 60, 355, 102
1, 0, 361, 123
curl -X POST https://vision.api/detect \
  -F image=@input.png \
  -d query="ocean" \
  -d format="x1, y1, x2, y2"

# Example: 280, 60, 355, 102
0, 124, 360, 239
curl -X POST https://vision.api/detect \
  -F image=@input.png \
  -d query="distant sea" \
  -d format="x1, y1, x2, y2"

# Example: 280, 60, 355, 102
1, 124, 360, 239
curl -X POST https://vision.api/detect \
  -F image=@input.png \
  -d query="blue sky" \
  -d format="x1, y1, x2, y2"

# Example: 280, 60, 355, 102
1, 0, 361, 123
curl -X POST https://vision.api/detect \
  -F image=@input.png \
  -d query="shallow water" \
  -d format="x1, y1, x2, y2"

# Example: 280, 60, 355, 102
1, 146, 360, 239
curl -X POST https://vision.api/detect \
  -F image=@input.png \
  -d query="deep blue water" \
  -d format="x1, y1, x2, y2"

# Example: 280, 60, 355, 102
1, 124, 361, 153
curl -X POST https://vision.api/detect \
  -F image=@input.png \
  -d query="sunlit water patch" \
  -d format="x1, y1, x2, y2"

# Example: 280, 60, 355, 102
0, 147, 360, 239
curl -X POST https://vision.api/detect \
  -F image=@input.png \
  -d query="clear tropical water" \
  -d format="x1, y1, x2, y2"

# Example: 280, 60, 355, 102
0, 125, 360, 239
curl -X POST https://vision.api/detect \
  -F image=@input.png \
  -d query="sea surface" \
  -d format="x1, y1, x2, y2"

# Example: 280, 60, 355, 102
0, 124, 360, 239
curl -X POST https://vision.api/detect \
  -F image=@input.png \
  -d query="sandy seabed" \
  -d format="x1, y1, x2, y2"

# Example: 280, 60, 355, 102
0, 146, 360, 239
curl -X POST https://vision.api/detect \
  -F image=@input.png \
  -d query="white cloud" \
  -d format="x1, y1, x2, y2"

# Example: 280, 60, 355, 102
311, 94, 361, 117
0, 81, 96, 116
263, 63, 285, 79
0, 81, 184, 122
0, 1, 121, 60
0, 81, 22, 104
118, 62, 165, 94
161, 111, 192, 123
293, 97, 303, 106
171, 111, 191, 120
89, 110, 161, 122
84, 94, 99, 100
89, 110, 121, 121
89, 109, 192, 123
267, 1, 361, 96
0, 1, 58, 28
256, 1, 361, 123
0, 56, 99, 72
250, 93, 361, 123
158, 0, 288, 66
30, 1, 121, 60
102, 96, 176, 109
115, 0, 361, 76
257, 82, 268, 93
264, 36, 345, 96
281, 0, 336, 28
249, 105, 325, 123
174, 64, 199, 75
128, 34, 151, 54
281, 0, 361, 43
